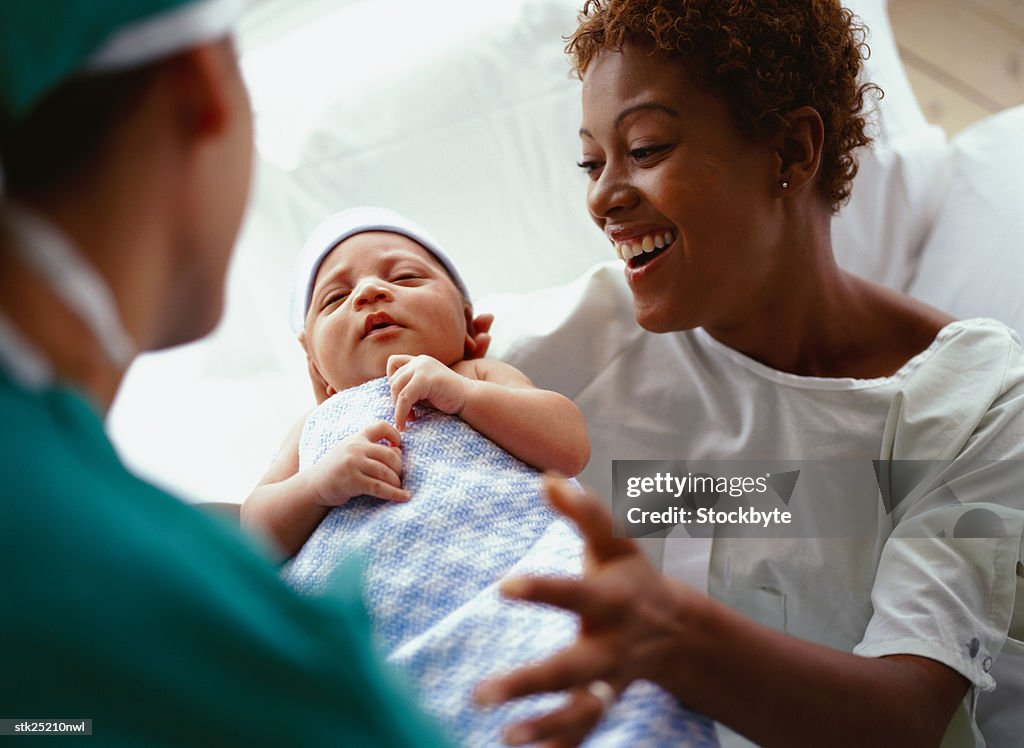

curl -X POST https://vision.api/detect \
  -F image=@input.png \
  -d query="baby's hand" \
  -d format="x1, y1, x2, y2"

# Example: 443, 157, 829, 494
387, 354, 468, 431
310, 421, 410, 506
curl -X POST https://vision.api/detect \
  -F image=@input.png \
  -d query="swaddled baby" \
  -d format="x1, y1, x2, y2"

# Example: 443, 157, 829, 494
242, 208, 716, 747
243, 206, 589, 561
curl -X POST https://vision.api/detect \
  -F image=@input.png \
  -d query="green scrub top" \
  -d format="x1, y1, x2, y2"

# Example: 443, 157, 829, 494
0, 368, 452, 747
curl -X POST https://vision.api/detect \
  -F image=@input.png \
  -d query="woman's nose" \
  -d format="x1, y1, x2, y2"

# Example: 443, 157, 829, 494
586, 162, 638, 220
353, 278, 392, 307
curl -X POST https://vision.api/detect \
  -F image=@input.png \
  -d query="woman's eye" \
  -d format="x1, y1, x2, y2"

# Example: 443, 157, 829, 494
576, 160, 603, 178
629, 144, 669, 162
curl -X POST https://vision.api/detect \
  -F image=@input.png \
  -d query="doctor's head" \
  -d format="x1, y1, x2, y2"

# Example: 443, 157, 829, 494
0, 0, 253, 354
567, 0, 878, 333
295, 208, 475, 401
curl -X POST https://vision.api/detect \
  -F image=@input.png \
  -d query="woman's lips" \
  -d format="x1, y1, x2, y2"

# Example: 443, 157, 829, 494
612, 229, 677, 262
624, 238, 673, 284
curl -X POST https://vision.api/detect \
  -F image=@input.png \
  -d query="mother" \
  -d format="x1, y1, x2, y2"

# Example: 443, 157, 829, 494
477, 1, 1024, 746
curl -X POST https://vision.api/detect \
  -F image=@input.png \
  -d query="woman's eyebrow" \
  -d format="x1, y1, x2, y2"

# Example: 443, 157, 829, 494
614, 101, 680, 129
579, 101, 680, 139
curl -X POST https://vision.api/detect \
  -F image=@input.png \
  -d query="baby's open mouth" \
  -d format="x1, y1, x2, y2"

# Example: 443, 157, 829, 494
614, 230, 676, 269
364, 312, 401, 337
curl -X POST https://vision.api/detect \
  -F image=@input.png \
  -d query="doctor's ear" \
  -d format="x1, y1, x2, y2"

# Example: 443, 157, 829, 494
161, 40, 240, 140
775, 106, 824, 195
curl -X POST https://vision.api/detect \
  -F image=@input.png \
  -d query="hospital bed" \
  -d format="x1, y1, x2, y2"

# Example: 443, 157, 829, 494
105, 0, 1024, 743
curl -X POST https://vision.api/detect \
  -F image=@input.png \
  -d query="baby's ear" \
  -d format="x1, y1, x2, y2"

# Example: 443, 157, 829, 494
299, 333, 335, 404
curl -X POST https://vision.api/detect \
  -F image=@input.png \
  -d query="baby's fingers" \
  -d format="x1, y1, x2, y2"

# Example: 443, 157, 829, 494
359, 455, 409, 502
386, 354, 414, 379
362, 420, 402, 447
366, 442, 404, 477
366, 478, 411, 503
392, 377, 422, 432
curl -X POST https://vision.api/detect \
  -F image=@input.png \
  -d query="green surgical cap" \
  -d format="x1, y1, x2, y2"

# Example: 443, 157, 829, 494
0, 0, 241, 121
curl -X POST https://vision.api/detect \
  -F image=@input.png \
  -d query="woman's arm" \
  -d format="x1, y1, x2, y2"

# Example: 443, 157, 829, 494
241, 415, 409, 558
476, 478, 968, 748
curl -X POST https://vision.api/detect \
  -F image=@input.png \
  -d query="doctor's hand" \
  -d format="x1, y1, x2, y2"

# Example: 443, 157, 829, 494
309, 421, 410, 506
387, 354, 468, 430
474, 477, 694, 747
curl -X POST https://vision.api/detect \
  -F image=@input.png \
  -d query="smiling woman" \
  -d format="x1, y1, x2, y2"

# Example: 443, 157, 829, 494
475, 1, 1024, 747
570, 2, 949, 372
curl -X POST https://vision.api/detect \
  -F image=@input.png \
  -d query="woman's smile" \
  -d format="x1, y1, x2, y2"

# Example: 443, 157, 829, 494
624, 236, 675, 285
608, 227, 677, 265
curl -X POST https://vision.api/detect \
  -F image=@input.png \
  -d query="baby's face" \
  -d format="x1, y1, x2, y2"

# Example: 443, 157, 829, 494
303, 231, 469, 394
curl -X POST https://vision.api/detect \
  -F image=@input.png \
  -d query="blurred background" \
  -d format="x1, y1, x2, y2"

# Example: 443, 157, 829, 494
889, 0, 1023, 134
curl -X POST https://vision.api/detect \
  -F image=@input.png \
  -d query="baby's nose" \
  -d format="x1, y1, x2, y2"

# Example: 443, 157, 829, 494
353, 278, 392, 306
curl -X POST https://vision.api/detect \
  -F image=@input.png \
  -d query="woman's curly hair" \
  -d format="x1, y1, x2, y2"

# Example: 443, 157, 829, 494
566, 0, 881, 211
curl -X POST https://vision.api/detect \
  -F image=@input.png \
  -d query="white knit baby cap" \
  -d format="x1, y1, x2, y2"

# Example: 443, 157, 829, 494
290, 206, 471, 333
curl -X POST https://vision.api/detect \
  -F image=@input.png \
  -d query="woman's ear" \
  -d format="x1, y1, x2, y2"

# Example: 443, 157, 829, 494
775, 105, 825, 194
298, 332, 334, 404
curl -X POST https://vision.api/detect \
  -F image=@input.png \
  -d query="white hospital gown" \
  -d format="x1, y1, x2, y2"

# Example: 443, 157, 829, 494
539, 315, 1024, 747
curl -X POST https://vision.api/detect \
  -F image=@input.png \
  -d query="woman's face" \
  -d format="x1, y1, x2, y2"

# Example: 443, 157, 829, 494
580, 44, 782, 333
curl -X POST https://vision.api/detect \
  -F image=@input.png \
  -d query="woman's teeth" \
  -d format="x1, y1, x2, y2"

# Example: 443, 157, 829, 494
615, 231, 675, 261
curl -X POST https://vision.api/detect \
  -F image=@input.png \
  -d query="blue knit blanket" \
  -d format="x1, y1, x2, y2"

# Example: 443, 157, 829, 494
284, 377, 717, 747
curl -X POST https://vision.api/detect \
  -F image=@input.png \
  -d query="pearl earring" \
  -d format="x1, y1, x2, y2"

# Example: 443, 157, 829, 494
781, 181, 790, 189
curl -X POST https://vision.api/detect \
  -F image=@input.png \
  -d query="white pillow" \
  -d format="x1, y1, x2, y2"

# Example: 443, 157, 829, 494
907, 105, 1024, 334
830, 0, 949, 290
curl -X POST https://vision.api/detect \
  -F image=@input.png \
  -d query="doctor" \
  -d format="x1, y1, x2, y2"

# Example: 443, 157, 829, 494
0, 1, 449, 744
